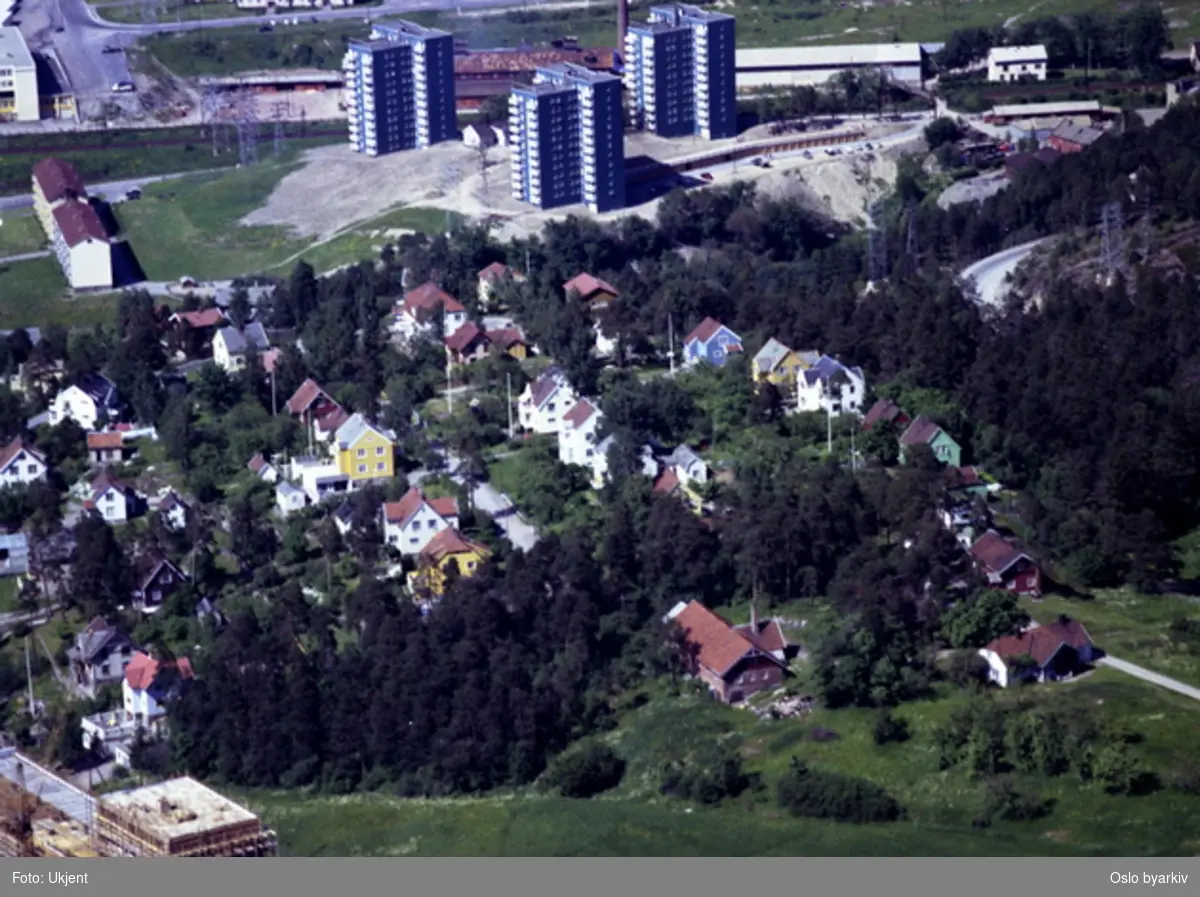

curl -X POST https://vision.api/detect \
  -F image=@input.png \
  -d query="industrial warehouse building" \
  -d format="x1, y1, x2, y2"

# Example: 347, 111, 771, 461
0, 27, 38, 122
734, 43, 927, 89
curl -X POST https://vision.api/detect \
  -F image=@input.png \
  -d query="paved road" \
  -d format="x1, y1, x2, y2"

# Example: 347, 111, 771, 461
0, 250, 50, 264
444, 452, 539, 552
1097, 656, 1200, 703
959, 237, 1049, 308
0, 169, 221, 212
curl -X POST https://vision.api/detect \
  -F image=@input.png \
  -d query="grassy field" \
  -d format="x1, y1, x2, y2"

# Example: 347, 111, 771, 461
246, 670, 1200, 856
0, 211, 47, 257
138, 0, 1200, 79
0, 257, 120, 329
1022, 590, 1200, 689
0, 126, 344, 197
112, 161, 308, 280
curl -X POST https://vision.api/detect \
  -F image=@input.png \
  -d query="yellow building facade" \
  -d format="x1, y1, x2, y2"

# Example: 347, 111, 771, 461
334, 414, 395, 483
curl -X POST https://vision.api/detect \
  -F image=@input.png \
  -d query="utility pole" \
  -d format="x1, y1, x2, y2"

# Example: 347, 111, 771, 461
25, 637, 34, 718
667, 314, 675, 376
506, 373, 514, 439
271, 368, 277, 416
446, 353, 453, 415
850, 419, 857, 470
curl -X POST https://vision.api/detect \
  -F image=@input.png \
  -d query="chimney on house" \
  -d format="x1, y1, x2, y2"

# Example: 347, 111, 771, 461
617, 0, 629, 64
750, 600, 758, 633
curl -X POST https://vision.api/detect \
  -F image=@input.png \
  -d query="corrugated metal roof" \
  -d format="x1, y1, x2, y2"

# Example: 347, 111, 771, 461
736, 43, 924, 70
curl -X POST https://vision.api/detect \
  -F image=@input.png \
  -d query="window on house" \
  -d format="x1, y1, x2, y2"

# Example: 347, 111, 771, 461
357, 448, 366, 458
26, 465, 36, 475
409, 537, 419, 544
358, 464, 367, 474
100, 664, 109, 676
376, 446, 385, 456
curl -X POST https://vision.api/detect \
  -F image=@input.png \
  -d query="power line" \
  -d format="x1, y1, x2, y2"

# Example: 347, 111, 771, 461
1099, 200, 1128, 285
272, 99, 290, 157
236, 87, 259, 166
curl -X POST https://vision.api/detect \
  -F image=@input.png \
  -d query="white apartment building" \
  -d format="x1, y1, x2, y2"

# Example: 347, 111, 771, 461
0, 27, 38, 122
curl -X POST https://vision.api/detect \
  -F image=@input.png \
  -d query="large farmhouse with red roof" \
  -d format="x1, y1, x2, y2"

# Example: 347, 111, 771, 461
663, 600, 791, 704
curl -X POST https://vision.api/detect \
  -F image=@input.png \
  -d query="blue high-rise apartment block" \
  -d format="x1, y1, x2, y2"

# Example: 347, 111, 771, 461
509, 63, 625, 213
624, 4, 737, 140
343, 20, 456, 156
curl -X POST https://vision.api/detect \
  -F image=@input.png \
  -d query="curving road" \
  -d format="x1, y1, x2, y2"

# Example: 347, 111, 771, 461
0, 168, 226, 212
1097, 656, 1200, 703
959, 237, 1048, 308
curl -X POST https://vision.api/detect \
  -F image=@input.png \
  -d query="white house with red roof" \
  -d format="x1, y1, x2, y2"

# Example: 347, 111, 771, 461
517, 365, 578, 435
382, 486, 460, 555
80, 651, 194, 763
0, 437, 47, 489
978, 617, 1096, 688
392, 282, 468, 341
247, 452, 278, 484
682, 317, 743, 368
477, 261, 523, 307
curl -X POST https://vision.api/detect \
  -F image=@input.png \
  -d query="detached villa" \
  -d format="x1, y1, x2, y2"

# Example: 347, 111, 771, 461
979, 617, 1096, 688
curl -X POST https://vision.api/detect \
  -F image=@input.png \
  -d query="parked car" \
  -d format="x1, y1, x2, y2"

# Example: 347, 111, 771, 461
125, 189, 141, 201
700, 172, 714, 183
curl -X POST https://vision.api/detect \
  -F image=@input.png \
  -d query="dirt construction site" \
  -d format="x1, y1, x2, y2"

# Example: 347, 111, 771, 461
242, 118, 925, 242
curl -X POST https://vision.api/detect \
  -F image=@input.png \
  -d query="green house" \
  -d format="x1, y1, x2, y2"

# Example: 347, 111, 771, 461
898, 415, 962, 468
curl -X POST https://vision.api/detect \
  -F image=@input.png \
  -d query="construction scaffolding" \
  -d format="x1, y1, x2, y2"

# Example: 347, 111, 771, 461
94, 778, 277, 858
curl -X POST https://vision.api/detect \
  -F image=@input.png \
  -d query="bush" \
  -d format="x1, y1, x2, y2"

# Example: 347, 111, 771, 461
977, 776, 1052, 825
543, 742, 626, 798
873, 709, 911, 745
660, 741, 749, 805
776, 757, 904, 824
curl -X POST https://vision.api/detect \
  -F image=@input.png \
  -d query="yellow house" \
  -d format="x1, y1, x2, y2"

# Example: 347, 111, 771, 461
408, 527, 491, 598
752, 338, 819, 394
334, 413, 395, 484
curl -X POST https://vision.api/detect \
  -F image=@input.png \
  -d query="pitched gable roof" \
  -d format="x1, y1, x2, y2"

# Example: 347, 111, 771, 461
653, 467, 681, 494
247, 453, 273, 475
384, 486, 457, 529
86, 432, 123, 451
52, 200, 109, 247
217, 322, 270, 356
527, 366, 569, 408
33, 158, 88, 204
899, 415, 943, 447
136, 554, 188, 592
74, 372, 118, 407
73, 616, 129, 664
801, 355, 862, 387
124, 651, 194, 692
90, 468, 131, 502
444, 321, 488, 353
486, 327, 526, 350
402, 282, 466, 316
335, 413, 389, 449
669, 600, 786, 678
563, 398, 599, 430
0, 437, 45, 473
733, 618, 791, 655
286, 378, 334, 416
970, 529, 1033, 576
985, 618, 1092, 666
683, 316, 726, 346
752, 337, 792, 374
420, 527, 490, 563
173, 308, 225, 329
863, 398, 908, 429
563, 272, 618, 299
479, 261, 513, 283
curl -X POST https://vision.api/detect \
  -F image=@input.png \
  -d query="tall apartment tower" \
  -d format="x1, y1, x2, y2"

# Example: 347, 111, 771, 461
343, 20, 456, 156
624, 4, 737, 140
509, 63, 625, 214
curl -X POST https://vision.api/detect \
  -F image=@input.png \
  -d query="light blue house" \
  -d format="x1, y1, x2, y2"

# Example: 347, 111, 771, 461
682, 317, 743, 368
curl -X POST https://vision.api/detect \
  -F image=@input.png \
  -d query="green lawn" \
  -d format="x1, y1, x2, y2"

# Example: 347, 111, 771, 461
0, 211, 47, 257
0, 578, 18, 614
245, 671, 1200, 856
1022, 590, 1200, 689
139, 0, 1200, 79
114, 161, 310, 280
0, 257, 112, 329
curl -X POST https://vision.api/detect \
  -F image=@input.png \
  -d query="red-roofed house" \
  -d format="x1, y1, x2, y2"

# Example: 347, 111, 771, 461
862, 398, 910, 431
122, 651, 195, 728
663, 600, 790, 703
169, 307, 226, 358
0, 436, 48, 489
408, 527, 491, 599
48, 199, 112, 291
563, 273, 619, 313
393, 282, 468, 341
487, 326, 531, 360
285, 379, 345, 442
477, 261, 524, 307
247, 452, 278, 484
87, 431, 130, 467
445, 321, 491, 365
383, 487, 460, 556
969, 529, 1042, 597
682, 318, 743, 369
979, 617, 1096, 688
